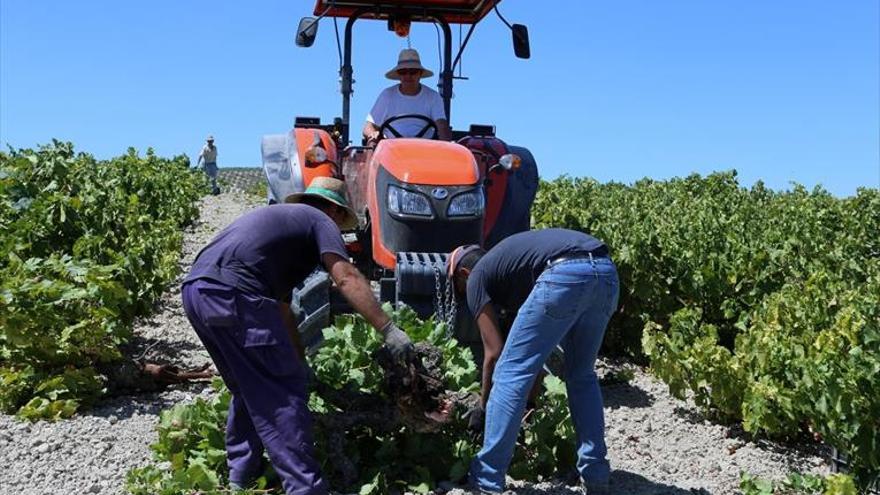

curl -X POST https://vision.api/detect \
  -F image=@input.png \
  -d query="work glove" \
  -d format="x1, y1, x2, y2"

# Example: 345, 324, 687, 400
380, 321, 414, 362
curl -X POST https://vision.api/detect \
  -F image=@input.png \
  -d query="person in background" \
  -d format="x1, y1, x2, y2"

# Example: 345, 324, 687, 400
197, 135, 220, 194
362, 48, 452, 145
448, 228, 620, 494
181, 177, 414, 495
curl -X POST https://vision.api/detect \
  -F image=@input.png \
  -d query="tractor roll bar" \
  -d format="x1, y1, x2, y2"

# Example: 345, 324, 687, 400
340, 8, 454, 145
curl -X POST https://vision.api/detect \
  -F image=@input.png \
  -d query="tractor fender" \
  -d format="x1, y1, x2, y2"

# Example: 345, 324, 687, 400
484, 145, 539, 248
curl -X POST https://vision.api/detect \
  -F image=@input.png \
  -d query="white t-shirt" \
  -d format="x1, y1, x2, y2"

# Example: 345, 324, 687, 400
199, 144, 218, 163
367, 84, 446, 138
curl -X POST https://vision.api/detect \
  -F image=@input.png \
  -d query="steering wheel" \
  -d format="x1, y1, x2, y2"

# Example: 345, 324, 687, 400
377, 114, 438, 142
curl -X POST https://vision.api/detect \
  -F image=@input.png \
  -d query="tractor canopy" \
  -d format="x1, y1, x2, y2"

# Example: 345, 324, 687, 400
297, 0, 528, 144
312, 0, 500, 24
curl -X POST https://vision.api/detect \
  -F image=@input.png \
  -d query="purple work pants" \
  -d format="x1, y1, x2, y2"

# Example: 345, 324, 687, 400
181, 278, 327, 495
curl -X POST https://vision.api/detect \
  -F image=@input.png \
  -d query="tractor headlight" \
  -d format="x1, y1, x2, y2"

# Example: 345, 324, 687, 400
387, 185, 433, 216
447, 189, 484, 217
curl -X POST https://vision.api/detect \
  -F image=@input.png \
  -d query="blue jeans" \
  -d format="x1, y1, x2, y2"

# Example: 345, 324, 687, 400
470, 257, 619, 492
204, 162, 219, 190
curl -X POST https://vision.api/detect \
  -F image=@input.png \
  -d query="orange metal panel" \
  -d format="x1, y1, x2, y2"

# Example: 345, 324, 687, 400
371, 139, 478, 185
372, 224, 397, 269
366, 138, 479, 269
294, 128, 338, 187
365, 158, 397, 269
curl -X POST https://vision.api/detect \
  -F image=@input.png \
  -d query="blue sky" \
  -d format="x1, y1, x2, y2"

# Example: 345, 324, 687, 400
2, 1, 878, 196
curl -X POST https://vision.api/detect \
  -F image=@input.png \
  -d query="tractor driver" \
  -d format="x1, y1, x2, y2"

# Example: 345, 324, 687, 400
362, 48, 452, 145
181, 177, 414, 495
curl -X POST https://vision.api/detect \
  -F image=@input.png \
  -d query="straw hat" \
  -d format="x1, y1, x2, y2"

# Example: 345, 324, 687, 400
285, 177, 359, 230
385, 48, 433, 80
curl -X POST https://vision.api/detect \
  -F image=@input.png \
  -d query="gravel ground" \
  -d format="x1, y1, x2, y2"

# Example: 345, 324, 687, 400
0, 184, 831, 495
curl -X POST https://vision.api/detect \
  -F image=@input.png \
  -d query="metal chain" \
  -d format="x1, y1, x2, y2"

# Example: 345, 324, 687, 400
433, 267, 457, 336
433, 266, 444, 319
444, 275, 457, 335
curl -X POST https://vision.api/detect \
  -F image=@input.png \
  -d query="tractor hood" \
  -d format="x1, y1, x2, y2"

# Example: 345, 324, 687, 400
373, 139, 478, 186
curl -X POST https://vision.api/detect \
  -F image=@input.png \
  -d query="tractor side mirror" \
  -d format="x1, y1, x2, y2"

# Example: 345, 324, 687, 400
512, 24, 530, 59
295, 17, 319, 47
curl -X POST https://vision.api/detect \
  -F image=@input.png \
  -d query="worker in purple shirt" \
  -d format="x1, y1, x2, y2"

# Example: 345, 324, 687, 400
181, 177, 413, 495
448, 229, 620, 494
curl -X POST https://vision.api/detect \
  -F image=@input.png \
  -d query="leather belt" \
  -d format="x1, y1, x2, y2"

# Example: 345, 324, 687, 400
546, 246, 609, 268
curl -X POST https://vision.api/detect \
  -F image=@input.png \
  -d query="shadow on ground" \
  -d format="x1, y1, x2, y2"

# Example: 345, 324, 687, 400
80, 381, 214, 421
603, 381, 654, 409
607, 469, 712, 494
122, 334, 205, 365
449, 469, 711, 495
672, 405, 832, 472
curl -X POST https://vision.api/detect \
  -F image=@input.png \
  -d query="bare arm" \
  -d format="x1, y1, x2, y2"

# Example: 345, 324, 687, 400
436, 119, 452, 141
322, 253, 390, 332
278, 301, 305, 359
362, 121, 380, 145
476, 302, 504, 407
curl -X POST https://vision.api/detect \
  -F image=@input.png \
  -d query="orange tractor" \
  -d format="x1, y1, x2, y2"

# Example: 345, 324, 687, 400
262, 0, 538, 351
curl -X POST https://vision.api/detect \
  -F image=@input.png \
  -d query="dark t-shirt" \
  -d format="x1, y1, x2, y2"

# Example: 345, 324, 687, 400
185, 204, 348, 300
466, 228, 606, 317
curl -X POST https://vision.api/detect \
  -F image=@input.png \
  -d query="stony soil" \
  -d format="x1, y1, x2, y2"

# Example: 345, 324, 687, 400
0, 170, 831, 495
